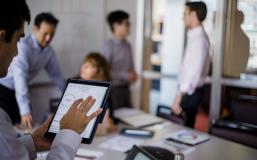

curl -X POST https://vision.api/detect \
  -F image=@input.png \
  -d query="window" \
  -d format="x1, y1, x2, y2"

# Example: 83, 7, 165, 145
238, 0, 257, 71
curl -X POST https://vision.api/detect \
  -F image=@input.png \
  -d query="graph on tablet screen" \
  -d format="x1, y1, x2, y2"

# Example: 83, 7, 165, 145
49, 83, 108, 138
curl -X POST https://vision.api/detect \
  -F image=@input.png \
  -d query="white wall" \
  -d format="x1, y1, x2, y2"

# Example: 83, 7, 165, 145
26, 0, 106, 81
26, 0, 143, 121
159, 0, 185, 106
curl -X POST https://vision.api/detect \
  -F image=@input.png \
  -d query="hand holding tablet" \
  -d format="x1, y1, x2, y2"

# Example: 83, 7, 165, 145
45, 79, 111, 143
60, 97, 102, 134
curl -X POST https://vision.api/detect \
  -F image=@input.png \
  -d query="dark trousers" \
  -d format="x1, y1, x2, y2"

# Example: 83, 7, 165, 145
0, 84, 20, 124
180, 87, 205, 128
111, 84, 131, 110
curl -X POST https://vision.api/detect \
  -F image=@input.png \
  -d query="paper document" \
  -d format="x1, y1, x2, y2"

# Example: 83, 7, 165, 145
36, 149, 103, 160
99, 135, 145, 152
114, 108, 164, 128
75, 148, 104, 160
166, 130, 210, 146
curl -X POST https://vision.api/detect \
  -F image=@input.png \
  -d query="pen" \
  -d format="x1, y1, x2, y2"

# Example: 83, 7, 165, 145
166, 138, 193, 146
75, 154, 96, 160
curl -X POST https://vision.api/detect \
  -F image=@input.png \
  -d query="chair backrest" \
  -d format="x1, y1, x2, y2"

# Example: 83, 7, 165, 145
210, 95, 257, 148
156, 105, 185, 125
49, 98, 60, 113
231, 95, 257, 125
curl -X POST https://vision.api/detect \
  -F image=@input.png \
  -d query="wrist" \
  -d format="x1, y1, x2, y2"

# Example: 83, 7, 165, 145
18, 135, 37, 159
177, 91, 186, 97
175, 93, 183, 104
31, 133, 39, 151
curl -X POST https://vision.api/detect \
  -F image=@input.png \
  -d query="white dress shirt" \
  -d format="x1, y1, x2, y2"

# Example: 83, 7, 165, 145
178, 26, 210, 95
0, 108, 82, 160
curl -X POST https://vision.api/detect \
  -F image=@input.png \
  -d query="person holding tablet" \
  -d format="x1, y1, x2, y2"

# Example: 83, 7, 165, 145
0, 1, 102, 159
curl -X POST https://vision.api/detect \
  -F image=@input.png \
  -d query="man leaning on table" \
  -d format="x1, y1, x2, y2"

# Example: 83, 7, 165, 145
171, 2, 210, 128
0, 12, 66, 129
0, 0, 102, 159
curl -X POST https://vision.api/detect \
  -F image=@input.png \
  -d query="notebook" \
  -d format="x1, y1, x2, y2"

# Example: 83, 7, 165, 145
114, 108, 164, 128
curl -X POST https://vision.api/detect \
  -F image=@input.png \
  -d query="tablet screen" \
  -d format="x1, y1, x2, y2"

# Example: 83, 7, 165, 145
134, 153, 151, 160
48, 82, 108, 138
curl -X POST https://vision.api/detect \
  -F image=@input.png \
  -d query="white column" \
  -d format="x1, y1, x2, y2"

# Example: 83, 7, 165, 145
159, 0, 185, 107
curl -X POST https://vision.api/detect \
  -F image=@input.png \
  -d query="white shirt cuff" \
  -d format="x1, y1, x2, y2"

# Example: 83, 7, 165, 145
53, 129, 82, 151
18, 101, 31, 115
179, 84, 194, 95
17, 135, 37, 159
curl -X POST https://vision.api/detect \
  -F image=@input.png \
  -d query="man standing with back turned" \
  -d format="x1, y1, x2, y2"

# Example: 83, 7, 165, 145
172, 2, 210, 128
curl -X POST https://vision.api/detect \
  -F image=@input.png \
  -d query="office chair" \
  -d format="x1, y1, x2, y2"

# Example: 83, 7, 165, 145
49, 98, 60, 113
41, 98, 60, 123
211, 95, 257, 149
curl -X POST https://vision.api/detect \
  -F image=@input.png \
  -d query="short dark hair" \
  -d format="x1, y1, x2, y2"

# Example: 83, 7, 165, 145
107, 10, 129, 32
186, 1, 207, 22
0, 0, 31, 42
34, 12, 59, 28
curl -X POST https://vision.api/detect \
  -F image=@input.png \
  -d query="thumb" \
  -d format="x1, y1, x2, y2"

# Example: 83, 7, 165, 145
42, 116, 53, 129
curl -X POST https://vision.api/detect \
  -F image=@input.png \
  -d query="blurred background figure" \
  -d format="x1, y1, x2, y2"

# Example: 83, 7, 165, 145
0, 12, 65, 129
171, 2, 210, 128
101, 10, 137, 110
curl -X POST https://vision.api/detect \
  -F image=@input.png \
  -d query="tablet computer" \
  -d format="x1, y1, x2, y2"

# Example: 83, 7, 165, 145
45, 79, 111, 144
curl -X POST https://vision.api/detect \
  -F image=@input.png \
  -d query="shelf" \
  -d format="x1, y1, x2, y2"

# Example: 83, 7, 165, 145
142, 71, 177, 80
142, 71, 212, 85
221, 78, 257, 89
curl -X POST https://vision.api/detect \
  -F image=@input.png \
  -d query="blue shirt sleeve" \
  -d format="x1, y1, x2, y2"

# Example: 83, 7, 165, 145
13, 42, 31, 115
44, 48, 66, 91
